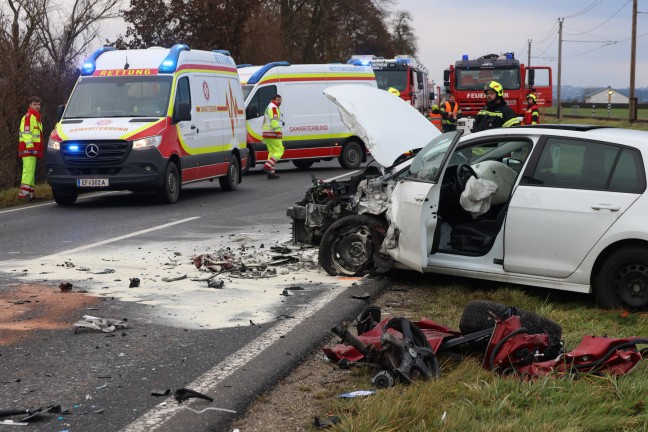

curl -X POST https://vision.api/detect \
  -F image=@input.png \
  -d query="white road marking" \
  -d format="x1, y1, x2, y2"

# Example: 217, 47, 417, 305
39, 217, 200, 259
122, 283, 351, 432
324, 170, 360, 182
0, 192, 118, 215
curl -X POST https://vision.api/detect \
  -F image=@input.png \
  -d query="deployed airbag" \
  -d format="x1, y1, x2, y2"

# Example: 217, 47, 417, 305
459, 177, 498, 218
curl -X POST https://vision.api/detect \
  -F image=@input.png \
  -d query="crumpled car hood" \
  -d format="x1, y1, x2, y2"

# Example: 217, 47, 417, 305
324, 85, 441, 168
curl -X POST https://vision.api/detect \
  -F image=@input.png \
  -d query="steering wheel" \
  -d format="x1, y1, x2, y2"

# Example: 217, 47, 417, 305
455, 163, 478, 190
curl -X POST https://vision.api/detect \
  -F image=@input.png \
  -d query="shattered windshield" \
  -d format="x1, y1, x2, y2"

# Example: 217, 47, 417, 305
405, 131, 460, 182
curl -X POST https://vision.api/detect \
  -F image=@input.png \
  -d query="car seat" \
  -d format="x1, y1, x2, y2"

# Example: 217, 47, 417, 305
448, 203, 508, 255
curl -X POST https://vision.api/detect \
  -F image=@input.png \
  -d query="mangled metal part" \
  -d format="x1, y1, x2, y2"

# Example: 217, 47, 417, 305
353, 177, 395, 216
74, 315, 129, 333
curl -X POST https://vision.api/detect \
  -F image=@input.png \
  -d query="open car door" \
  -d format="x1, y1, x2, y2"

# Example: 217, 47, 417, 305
387, 132, 463, 271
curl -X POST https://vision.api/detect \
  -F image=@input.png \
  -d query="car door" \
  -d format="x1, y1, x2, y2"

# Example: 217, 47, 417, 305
504, 137, 643, 278
173, 75, 199, 181
191, 74, 226, 179
388, 132, 462, 271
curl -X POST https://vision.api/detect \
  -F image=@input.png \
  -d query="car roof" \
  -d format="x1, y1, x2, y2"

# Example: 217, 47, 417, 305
467, 125, 648, 148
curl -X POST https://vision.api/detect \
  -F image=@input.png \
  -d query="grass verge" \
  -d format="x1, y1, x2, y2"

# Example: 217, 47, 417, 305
0, 183, 53, 208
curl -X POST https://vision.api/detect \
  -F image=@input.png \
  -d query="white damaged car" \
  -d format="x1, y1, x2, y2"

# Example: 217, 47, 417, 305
288, 85, 648, 310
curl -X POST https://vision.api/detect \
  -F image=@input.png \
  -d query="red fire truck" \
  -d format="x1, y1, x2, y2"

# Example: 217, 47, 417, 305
348, 55, 432, 113
443, 52, 552, 117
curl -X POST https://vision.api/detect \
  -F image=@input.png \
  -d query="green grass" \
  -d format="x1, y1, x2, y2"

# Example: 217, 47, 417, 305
0, 183, 53, 207
542, 106, 648, 121
319, 283, 648, 432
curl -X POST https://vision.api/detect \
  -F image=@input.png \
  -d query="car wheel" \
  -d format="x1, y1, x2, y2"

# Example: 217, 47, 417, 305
339, 140, 363, 169
293, 160, 314, 170
52, 188, 78, 206
459, 300, 562, 356
242, 147, 255, 174
318, 214, 387, 276
156, 161, 180, 204
219, 154, 240, 191
595, 247, 648, 310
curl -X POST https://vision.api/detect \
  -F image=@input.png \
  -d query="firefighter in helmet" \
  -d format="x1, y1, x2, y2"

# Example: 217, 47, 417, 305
428, 105, 443, 131
387, 87, 401, 97
523, 93, 539, 125
472, 81, 520, 132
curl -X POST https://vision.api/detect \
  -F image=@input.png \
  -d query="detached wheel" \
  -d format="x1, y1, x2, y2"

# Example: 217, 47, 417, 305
293, 160, 314, 170
339, 140, 363, 169
156, 161, 180, 204
460, 300, 562, 355
52, 187, 78, 206
219, 154, 240, 191
595, 247, 648, 310
318, 214, 387, 276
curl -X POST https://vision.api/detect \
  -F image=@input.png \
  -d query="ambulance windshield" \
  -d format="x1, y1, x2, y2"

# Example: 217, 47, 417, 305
64, 76, 173, 118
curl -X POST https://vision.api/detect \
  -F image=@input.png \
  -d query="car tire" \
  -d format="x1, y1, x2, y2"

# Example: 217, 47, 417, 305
459, 300, 562, 355
156, 161, 180, 204
219, 154, 240, 191
339, 140, 363, 169
242, 147, 255, 174
52, 188, 78, 206
318, 214, 387, 276
595, 246, 648, 310
293, 160, 314, 170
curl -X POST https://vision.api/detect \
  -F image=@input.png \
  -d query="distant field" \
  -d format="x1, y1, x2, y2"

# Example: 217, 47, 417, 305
541, 105, 648, 121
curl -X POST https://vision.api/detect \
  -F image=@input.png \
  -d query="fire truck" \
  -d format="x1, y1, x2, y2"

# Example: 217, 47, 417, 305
443, 52, 552, 117
348, 55, 432, 113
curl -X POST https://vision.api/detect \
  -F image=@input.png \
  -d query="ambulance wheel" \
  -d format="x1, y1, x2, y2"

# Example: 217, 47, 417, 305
293, 160, 314, 170
339, 140, 362, 169
220, 154, 240, 191
52, 187, 78, 206
157, 162, 180, 204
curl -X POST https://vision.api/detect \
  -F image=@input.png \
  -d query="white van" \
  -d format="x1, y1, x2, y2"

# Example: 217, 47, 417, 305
238, 63, 377, 170
46, 44, 247, 205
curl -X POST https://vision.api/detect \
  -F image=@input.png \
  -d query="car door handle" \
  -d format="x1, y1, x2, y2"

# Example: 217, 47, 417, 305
414, 194, 427, 202
190, 124, 197, 131
591, 204, 621, 211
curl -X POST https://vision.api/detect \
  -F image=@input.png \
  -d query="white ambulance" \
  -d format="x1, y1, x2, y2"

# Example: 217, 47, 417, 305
238, 63, 377, 170
46, 44, 247, 205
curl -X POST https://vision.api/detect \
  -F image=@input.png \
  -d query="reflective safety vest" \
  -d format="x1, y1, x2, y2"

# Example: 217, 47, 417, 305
429, 112, 443, 130
262, 102, 282, 139
441, 101, 461, 124
18, 110, 43, 159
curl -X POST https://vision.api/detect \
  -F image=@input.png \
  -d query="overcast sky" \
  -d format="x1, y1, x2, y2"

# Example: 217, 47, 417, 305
398, 0, 647, 89
92, 0, 646, 89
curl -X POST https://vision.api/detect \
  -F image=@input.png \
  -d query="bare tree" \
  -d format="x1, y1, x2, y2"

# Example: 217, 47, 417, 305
390, 10, 417, 56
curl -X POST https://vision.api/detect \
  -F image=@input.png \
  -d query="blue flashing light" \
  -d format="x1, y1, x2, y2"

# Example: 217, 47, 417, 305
247, 61, 290, 85
68, 144, 79, 151
158, 44, 190, 74
212, 49, 231, 57
347, 60, 371, 66
80, 46, 116, 76
396, 58, 410, 65
237, 64, 253, 68
505, 52, 514, 59
462, 54, 469, 61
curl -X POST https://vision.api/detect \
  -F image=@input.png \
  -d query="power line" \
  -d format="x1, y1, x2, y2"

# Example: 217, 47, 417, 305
563, 0, 603, 19
535, 21, 559, 44
564, 1, 630, 35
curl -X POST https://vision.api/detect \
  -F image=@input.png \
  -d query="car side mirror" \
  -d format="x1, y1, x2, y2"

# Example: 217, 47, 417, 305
173, 102, 191, 123
429, 92, 435, 101
246, 105, 259, 120
56, 104, 65, 123
528, 69, 535, 87
418, 82, 424, 90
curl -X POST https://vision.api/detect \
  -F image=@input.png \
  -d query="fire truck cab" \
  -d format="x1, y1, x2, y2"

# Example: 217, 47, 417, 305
443, 52, 552, 117
348, 54, 432, 113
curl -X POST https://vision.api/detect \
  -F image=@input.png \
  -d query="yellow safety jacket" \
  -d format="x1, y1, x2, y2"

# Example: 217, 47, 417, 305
18, 109, 43, 158
262, 102, 282, 139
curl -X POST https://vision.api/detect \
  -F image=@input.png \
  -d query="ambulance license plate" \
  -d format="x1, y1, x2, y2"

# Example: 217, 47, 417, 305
77, 178, 109, 187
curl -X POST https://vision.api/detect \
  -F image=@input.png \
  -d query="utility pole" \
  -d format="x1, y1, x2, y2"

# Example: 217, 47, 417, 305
629, 0, 638, 123
528, 39, 532, 66
557, 18, 563, 120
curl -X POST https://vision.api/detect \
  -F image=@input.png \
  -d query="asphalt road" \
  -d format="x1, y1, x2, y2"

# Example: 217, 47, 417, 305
0, 159, 386, 432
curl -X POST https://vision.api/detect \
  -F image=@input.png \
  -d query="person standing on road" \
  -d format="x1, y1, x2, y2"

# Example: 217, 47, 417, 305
472, 81, 520, 132
18, 96, 43, 200
262, 94, 284, 180
428, 105, 443, 131
522, 93, 540, 125
440, 93, 462, 132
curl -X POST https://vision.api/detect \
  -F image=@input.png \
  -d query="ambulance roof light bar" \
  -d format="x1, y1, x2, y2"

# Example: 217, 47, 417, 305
80, 46, 116, 76
247, 61, 290, 85
158, 44, 190, 74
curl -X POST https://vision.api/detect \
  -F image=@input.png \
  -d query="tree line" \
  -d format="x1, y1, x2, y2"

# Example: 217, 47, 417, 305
0, 0, 417, 190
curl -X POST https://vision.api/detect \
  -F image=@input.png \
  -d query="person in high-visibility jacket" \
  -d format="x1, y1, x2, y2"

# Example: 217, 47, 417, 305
440, 94, 462, 132
387, 87, 401, 97
18, 96, 43, 199
428, 105, 443, 131
262, 94, 284, 179
472, 81, 520, 132
522, 93, 540, 125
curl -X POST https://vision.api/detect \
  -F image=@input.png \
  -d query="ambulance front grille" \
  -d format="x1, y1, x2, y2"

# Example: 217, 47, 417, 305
61, 140, 130, 165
